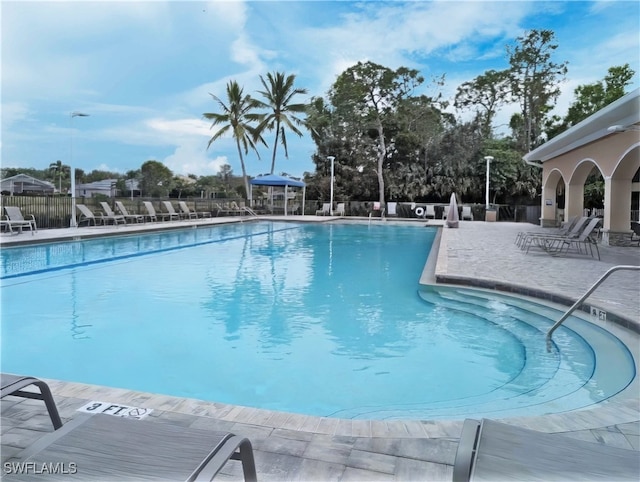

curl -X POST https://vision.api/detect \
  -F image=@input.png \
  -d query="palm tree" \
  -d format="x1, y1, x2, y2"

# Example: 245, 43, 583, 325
49, 160, 69, 193
204, 81, 265, 197
256, 71, 308, 174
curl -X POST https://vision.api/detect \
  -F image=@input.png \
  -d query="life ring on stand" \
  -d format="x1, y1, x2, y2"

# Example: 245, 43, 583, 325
415, 207, 425, 217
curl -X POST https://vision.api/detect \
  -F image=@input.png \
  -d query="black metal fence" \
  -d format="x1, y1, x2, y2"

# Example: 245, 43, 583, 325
1, 195, 543, 230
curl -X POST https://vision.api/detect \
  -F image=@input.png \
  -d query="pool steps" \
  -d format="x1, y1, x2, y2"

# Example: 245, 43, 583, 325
334, 287, 635, 420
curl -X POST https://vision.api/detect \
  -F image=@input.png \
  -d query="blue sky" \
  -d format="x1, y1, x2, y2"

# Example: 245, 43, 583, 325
2, 0, 639, 180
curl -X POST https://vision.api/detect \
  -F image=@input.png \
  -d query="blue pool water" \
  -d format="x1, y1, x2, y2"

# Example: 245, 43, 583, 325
0, 221, 635, 420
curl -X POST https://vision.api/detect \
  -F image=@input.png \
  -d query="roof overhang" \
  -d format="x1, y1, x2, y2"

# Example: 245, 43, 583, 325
523, 87, 640, 164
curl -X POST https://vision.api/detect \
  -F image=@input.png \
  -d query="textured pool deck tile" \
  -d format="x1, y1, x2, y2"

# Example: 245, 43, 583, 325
2, 219, 639, 481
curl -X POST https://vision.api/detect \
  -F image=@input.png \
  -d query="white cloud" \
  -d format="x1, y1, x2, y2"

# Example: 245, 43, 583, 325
163, 144, 228, 177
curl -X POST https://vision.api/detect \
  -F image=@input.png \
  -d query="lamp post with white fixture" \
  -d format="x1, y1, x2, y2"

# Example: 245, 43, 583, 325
484, 156, 494, 209
328, 156, 335, 215
69, 112, 89, 228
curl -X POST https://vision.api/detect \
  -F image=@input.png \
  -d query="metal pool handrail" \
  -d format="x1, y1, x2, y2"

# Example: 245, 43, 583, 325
546, 265, 640, 351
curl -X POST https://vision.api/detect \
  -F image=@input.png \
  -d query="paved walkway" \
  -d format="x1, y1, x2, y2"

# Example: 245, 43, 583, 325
1, 218, 639, 481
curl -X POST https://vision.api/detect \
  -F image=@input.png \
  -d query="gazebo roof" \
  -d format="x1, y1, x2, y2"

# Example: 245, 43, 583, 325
249, 174, 305, 188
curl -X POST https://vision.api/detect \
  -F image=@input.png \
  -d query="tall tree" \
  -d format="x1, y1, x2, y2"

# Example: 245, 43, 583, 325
454, 69, 511, 137
139, 160, 174, 197
566, 64, 634, 127
507, 29, 568, 151
49, 160, 69, 193
329, 61, 424, 210
256, 72, 308, 174
204, 80, 265, 197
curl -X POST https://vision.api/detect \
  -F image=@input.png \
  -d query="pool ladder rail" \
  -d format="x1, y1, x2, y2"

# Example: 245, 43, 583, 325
546, 265, 640, 351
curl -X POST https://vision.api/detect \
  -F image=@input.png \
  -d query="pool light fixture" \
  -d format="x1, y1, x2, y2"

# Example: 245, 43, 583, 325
70, 112, 90, 228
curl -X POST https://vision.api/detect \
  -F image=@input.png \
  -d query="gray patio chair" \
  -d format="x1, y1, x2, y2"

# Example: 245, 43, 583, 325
334, 203, 346, 216
179, 201, 211, 219
515, 215, 582, 247
453, 418, 639, 481
3, 206, 37, 235
518, 216, 590, 250
76, 204, 103, 226
99, 202, 127, 225
529, 216, 602, 260
115, 201, 145, 223
161, 201, 181, 221
142, 201, 159, 222
9, 413, 257, 481
1, 373, 63, 430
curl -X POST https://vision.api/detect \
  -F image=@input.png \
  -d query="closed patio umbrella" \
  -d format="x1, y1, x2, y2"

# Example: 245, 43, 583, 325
446, 193, 459, 228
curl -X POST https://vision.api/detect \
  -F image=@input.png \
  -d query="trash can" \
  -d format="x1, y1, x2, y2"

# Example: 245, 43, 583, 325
485, 207, 497, 222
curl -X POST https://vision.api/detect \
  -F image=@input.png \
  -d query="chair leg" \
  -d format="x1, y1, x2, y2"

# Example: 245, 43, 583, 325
10, 381, 63, 429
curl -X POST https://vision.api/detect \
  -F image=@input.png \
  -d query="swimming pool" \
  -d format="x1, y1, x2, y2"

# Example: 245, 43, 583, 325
0, 221, 636, 420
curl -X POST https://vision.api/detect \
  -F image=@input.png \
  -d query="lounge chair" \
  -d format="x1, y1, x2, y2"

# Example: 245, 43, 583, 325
76, 203, 124, 226
515, 215, 582, 247
3, 206, 37, 235
518, 216, 590, 250
76, 204, 102, 226
161, 201, 181, 221
115, 201, 145, 223
316, 203, 331, 216
228, 201, 245, 215
99, 202, 127, 225
386, 202, 397, 217
141, 201, 160, 222
528, 217, 602, 260
179, 201, 211, 219
1, 373, 62, 430
371, 201, 384, 217
452, 418, 639, 482
426, 205, 436, 219
461, 206, 473, 221
10, 413, 257, 481
334, 203, 346, 216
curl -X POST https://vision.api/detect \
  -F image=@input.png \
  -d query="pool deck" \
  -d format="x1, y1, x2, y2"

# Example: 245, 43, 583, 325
1, 216, 639, 481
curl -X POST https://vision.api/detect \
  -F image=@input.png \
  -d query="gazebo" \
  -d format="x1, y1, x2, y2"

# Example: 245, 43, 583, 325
249, 174, 306, 216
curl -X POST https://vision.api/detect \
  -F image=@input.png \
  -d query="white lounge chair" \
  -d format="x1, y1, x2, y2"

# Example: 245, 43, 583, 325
425, 205, 436, 219
76, 204, 104, 226
142, 202, 158, 222
3, 206, 37, 234
316, 203, 331, 216
115, 201, 144, 223
99, 202, 127, 225
178, 201, 211, 219
160, 201, 181, 221
387, 202, 397, 217
334, 203, 346, 216
462, 206, 473, 221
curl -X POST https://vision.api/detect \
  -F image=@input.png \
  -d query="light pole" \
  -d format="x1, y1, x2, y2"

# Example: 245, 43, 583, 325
484, 156, 494, 209
70, 112, 90, 227
328, 156, 335, 215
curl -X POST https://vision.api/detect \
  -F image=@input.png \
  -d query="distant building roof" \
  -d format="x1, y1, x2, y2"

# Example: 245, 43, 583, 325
0, 174, 55, 193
